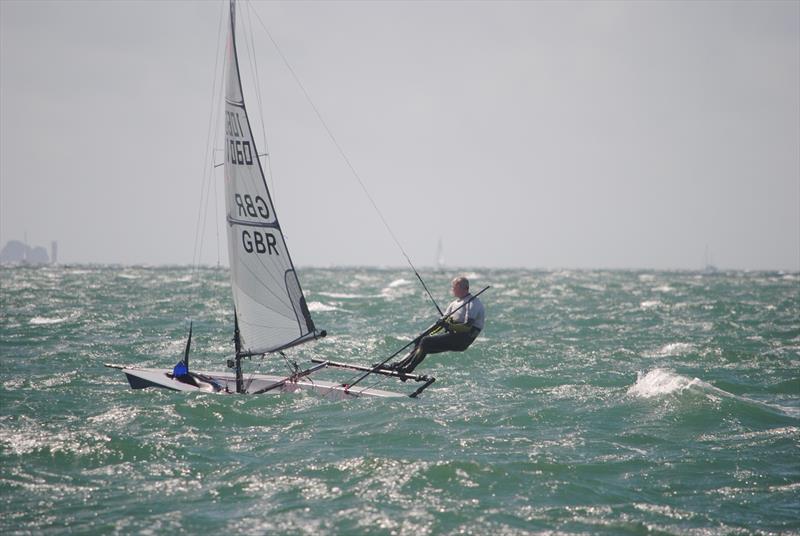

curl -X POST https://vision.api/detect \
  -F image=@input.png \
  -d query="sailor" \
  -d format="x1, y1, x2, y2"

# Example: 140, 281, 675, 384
392, 276, 485, 374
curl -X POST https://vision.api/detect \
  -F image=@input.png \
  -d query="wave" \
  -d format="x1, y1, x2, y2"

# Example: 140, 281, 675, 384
29, 315, 69, 325
645, 342, 695, 358
627, 369, 703, 398
316, 292, 375, 299
639, 300, 663, 310
380, 278, 415, 300
628, 369, 800, 418
306, 301, 340, 312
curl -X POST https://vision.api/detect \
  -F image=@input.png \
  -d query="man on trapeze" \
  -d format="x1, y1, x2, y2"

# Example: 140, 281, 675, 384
390, 276, 485, 374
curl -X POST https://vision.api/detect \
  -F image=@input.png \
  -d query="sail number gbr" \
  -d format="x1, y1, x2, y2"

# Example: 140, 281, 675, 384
242, 230, 278, 255
226, 111, 253, 166
234, 193, 279, 255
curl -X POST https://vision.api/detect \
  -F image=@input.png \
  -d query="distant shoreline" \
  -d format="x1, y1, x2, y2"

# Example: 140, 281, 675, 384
1, 263, 797, 274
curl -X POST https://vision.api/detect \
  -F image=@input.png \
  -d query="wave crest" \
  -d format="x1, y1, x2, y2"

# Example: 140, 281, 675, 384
628, 369, 800, 418
627, 369, 702, 398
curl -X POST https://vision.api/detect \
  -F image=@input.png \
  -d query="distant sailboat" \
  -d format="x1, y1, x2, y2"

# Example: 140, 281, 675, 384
704, 245, 718, 274
105, 0, 437, 399
435, 237, 445, 272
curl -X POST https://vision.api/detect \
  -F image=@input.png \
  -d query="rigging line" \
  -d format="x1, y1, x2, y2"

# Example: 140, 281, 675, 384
235, 5, 274, 211
243, 0, 275, 199
244, 365, 258, 393
279, 351, 299, 375
230, 110, 291, 296
193, 2, 225, 268
247, 6, 442, 315
211, 96, 226, 272
229, 13, 297, 308
199, 65, 226, 275
197, 150, 217, 274
191, 0, 226, 286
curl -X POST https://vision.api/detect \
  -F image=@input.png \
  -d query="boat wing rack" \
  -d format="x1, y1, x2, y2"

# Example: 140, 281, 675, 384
311, 359, 436, 398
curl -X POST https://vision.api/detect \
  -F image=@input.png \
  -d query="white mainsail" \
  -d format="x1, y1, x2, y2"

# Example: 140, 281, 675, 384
224, 1, 319, 355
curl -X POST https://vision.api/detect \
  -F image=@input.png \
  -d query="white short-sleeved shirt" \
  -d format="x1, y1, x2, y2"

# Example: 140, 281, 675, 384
445, 294, 485, 331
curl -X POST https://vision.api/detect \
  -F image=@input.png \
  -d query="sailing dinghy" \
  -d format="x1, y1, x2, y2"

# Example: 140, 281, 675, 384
105, 0, 437, 399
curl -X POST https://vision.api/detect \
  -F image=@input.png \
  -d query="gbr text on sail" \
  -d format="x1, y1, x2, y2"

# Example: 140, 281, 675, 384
227, 110, 279, 256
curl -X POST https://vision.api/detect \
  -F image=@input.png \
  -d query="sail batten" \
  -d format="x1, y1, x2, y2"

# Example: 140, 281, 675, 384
224, 0, 318, 354
227, 218, 280, 229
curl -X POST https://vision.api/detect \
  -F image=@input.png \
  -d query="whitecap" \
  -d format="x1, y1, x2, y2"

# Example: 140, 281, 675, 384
29, 316, 69, 325
3, 378, 24, 389
582, 283, 606, 292
775, 405, 800, 418
646, 342, 695, 357
769, 482, 800, 493
37, 371, 77, 389
627, 369, 699, 398
380, 279, 415, 300
628, 369, 799, 417
639, 300, 663, 310
88, 406, 139, 426
2, 427, 111, 457
317, 292, 373, 299
307, 301, 340, 312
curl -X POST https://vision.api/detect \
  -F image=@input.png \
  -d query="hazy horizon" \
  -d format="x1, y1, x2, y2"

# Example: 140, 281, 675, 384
2, 256, 798, 274
1, 0, 798, 271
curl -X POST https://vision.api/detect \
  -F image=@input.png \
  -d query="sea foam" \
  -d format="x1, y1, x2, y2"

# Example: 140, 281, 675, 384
307, 301, 340, 312
646, 342, 695, 357
628, 369, 800, 418
627, 369, 701, 398
29, 316, 69, 325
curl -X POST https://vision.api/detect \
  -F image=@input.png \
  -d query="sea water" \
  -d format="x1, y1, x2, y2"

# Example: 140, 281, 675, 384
1, 266, 798, 535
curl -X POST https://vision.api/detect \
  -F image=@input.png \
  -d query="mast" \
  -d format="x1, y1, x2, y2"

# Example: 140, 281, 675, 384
229, 0, 244, 395
224, 0, 323, 392
233, 308, 244, 394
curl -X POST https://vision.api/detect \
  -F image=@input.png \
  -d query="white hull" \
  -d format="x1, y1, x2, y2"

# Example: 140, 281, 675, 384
110, 366, 406, 399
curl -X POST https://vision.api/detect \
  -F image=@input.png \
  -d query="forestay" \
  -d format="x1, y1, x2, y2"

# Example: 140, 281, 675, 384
223, 2, 320, 356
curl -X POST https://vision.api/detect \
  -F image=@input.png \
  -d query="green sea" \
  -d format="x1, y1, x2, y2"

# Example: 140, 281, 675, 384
1, 265, 798, 535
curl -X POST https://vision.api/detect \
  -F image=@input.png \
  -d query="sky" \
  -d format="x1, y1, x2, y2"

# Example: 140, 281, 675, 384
1, 0, 798, 270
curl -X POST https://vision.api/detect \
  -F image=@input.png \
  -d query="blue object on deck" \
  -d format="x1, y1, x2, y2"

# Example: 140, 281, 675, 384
173, 361, 188, 378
